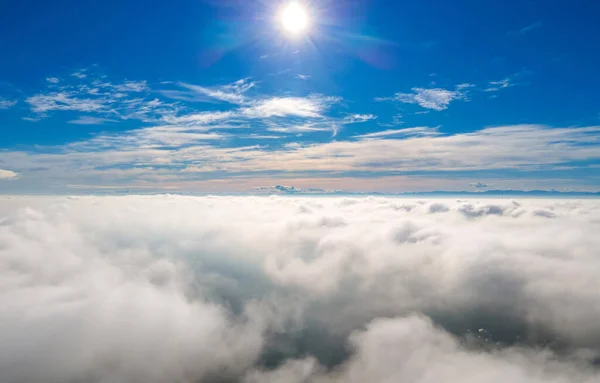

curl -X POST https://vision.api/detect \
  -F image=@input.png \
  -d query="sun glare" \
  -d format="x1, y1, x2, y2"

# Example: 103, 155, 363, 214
279, 1, 309, 35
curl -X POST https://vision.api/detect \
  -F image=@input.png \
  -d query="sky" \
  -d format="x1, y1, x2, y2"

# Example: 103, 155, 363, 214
1, 0, 600, 193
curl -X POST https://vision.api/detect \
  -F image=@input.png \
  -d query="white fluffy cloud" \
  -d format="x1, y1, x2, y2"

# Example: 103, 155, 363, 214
0, 196, 599, 382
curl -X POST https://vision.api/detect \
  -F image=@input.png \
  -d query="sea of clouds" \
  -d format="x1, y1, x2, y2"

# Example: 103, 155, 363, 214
1, 195, 599, 383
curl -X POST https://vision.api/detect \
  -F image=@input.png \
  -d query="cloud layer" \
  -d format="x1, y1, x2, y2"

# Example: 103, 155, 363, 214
0, 196, 599, 382
3, 124, 600, 192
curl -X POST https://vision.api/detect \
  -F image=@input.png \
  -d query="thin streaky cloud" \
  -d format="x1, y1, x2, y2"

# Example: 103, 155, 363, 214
2, 125, 599, 188
484, 78, 513, 92
484, 70, 532, 92
68, 116, 118, 125
354, 126, 440, 139
162, 111, 235, 126
508, 21, 543, 35
0, 99, 17, 109
176, 78, 256, 105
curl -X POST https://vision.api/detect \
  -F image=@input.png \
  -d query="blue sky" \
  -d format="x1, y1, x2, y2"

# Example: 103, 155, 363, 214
1, 0, 599, 193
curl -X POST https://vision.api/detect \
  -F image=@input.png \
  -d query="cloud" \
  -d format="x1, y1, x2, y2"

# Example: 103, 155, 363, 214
266, 122, 334, 134
26, 72, 181, 122
71, 70, 88, 79
241, 95, 339, 118
485, 78, 513, 92
354, 126, 439, 139
46, 77, 60, 84
509, 21, 543, 35
157, 80, 341, 132
161, 111, 235, 126
68, 116, 118, 125
0, 169, 19, 179
26, 92, 108, 113
0, 98, 17, 109
1, 124, 599, 188
342, 114, 377, 124
176, 78, 256, 104
246, 314, 599, 383
109, 80, 149, 93
0, 196, 599, 382
18, 72, 347, 152
377, 85, 470, 111
485, 70, 532, 93
470, 182, 489, 189
252, 185, 338, 194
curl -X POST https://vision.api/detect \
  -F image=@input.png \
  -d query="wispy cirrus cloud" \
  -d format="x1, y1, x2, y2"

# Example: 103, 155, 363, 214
267, 122, 333, 134
377, 84, 472, 111
160, 95, 339, 132
26, 72, 181, 122
68, 116, 118, 125
485, 70, 532, 93
27, 92, 109, 113
108, 80, 149, 93
508, 21, 543, 35
20, 70, 348, 153
484, 78, 513, 92
0, 98, 17, 109
161, 111, 236, 126
5, 70, 600, 192
171, 78, 256, 104
354, 126, 439, 139
342, 114, 377, 124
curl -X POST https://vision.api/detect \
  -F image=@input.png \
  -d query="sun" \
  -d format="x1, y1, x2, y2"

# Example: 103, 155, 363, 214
279, 1, 309, 36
